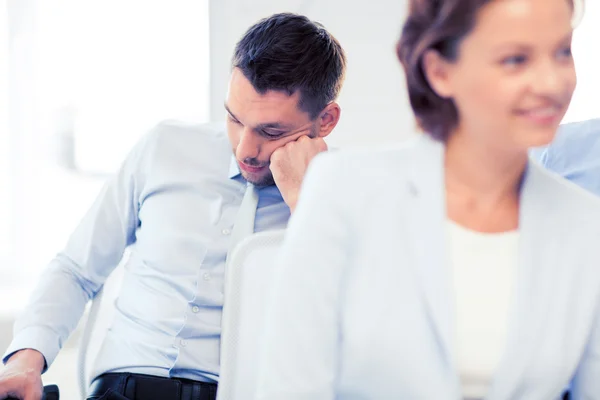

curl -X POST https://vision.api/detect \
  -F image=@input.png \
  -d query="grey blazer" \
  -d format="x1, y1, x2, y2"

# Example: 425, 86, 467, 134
256, 135, 600, 400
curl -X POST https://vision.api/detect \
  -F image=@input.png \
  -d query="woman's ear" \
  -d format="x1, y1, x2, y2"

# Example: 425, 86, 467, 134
422, 49, 454, 99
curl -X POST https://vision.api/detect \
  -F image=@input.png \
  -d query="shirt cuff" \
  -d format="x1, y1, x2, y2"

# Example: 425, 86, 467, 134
2, 326, 61, 373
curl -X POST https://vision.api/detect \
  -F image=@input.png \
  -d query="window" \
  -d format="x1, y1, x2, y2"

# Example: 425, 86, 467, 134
2, 0, 209, 285
35, 0, 210, 174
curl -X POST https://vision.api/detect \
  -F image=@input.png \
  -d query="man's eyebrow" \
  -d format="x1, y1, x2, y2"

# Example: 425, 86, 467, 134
225, 104, 294, 132
255, 122, 292, 131
224, 104, 239, 120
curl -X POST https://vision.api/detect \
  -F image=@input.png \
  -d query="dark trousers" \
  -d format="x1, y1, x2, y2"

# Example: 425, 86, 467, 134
86, 373, 218, 400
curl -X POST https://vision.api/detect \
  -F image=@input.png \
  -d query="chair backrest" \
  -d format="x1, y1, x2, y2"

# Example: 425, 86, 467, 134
217, 229, 286, 400
76, 257, 126, 398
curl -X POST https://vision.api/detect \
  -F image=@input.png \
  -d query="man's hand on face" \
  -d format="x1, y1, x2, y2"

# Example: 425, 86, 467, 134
270, 135, 328, 213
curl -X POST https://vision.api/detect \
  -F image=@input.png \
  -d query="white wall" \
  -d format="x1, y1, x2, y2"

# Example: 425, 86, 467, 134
209, 0, 417, 148
209, 0, 600, 147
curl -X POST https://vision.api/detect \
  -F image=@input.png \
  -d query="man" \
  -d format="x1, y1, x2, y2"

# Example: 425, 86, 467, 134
531, 118, 600, 195
0, 12, 346, 400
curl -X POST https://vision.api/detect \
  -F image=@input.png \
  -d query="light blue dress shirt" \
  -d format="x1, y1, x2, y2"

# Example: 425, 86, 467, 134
530, 118, 600, 195
3, 120, 290, 383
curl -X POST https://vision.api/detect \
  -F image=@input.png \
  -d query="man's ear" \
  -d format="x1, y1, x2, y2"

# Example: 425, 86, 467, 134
422, 49, 454, 99
316, 102, 341, 138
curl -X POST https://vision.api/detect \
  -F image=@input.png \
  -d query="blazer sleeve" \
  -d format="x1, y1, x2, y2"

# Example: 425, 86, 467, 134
255, 152, 354, 400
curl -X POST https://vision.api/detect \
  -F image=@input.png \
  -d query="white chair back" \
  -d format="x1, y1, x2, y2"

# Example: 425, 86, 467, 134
217, 229, 286, 400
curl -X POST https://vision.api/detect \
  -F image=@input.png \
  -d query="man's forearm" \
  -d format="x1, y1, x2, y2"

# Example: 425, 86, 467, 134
3, 255, 99, 371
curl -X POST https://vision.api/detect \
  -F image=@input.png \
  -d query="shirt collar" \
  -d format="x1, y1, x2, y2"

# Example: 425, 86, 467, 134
228, 155, 241, 179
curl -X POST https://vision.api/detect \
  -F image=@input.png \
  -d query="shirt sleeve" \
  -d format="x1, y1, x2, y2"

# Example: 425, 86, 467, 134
2, 129, 156, 371
255, 152, 354, 400
529, 120, 600, 196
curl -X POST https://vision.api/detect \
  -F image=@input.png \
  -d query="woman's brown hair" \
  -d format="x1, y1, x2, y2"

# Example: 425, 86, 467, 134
397, 0, 577, 142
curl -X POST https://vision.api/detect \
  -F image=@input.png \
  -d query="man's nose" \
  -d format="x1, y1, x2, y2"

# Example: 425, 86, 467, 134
236, 128, 261, 160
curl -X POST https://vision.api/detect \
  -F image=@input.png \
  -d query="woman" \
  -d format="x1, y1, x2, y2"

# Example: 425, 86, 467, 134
255, 0, 599, 399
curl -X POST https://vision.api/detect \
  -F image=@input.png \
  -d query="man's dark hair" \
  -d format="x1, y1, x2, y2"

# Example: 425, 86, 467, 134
232, 13, 346, 119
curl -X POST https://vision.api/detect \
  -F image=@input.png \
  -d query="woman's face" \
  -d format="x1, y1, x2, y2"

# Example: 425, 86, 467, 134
427, 0, 576, 150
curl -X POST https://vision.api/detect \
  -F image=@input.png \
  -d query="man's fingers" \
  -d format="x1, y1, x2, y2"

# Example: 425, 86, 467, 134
0, 380, 12, 399
0, 371, 43, 400
295, 134, 311, 143
314, 137, 328, 151
24, 386, 43, 400
270, 135, 327, 169
289, 135, 326, 151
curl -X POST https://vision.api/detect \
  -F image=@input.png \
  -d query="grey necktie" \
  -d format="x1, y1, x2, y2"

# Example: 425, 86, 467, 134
226, 182, 259, 263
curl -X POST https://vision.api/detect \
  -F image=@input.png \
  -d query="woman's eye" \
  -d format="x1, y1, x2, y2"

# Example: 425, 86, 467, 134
557, 46, 573, 60
502, 54, 528, 67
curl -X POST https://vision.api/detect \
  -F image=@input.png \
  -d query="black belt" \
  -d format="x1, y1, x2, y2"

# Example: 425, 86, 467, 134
87, 373, 218, 400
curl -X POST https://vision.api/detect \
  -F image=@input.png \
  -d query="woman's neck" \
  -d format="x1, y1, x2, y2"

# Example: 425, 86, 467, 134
444, 130, 528, 232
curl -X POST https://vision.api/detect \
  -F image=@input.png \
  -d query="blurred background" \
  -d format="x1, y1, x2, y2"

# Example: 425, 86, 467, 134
0, 0, 598, 397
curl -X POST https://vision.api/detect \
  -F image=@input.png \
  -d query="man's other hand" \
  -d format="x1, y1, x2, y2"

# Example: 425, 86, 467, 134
0, 349, 45, 400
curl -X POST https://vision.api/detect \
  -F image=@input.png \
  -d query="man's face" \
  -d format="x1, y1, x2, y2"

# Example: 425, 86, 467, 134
225, 68, 319, 187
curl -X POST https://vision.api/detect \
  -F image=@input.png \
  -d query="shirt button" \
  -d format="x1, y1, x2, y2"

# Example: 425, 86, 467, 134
192, 305, 200, 313
203, 272, 211, 281
180, 339, 187, 347
222, 228, 231, 235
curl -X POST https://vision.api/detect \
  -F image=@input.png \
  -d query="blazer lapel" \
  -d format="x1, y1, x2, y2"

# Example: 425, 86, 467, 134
404, 136, 459, 390
487, 162, 564, 399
